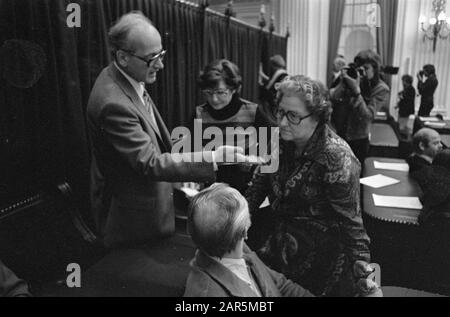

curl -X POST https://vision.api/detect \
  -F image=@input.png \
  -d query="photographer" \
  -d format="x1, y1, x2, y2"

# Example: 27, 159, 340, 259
330, 50, 390, 163
417, 64, 438, 117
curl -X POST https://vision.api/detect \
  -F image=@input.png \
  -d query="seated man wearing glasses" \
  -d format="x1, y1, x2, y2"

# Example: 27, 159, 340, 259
194, 59, 269, 193
87, 12, 245, 248
245, 76, 372, 297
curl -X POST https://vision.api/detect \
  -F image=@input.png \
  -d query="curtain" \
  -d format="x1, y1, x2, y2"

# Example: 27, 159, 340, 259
377, 0, 399, 87
326, 0, 346, 88
0, 0, 287, 217
0, 0, 94, 219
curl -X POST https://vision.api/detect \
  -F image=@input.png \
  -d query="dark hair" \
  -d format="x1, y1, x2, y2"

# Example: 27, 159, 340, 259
198, 59, 242, 91
354, 49, 382, 83
433, 149, 450, 171
402, 74, 413, 85
423, 64, 436, 76
108, 11, 154, 57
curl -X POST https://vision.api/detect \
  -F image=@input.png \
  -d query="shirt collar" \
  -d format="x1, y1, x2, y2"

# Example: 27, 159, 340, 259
114, 61, 145, 99
417, 153, 433, 164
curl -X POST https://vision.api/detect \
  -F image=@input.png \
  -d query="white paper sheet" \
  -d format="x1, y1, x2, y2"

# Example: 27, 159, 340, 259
419, 116, 440, 122
360, 174, 400, 189
374, 161, 409, 172
372, 194, 423, 210
425, 121, 446, 128
180, 187, 200, 198
260, 197, 270, 208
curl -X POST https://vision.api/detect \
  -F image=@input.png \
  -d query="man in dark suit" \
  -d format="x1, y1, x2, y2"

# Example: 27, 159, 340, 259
87, 12, 245, 248
0, 260, 31, 297
407, 128, 443, 175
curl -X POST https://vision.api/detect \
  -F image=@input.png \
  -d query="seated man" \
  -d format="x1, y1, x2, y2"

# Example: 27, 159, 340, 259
0, 260, 31, 297
184, 184, 380, 297
407, 128, 442, 175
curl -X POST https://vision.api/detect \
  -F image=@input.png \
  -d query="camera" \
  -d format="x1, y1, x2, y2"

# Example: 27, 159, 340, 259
419, 70, 425, 77
344, 63, 365, 79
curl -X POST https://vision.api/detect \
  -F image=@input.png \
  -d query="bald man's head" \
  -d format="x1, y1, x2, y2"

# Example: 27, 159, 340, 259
109, 11, 164, 84
188, 184, 251, 258
413, 128, 443, 159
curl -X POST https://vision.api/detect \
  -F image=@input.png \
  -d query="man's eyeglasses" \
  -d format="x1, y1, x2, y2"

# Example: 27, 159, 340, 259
122, 49, 167, 67
273, 108, 313, 125
202, 89, 231, 98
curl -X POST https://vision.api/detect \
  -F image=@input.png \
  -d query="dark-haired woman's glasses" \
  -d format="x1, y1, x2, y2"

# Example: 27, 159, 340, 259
202, 89, 231, 98
273, 108, 313, 125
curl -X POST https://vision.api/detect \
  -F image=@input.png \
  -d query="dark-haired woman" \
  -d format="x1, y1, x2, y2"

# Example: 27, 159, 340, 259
194, 59, 268, 193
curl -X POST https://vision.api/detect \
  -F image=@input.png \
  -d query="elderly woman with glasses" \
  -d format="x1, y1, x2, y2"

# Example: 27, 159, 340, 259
245, 75, 371, 297
194, 59, 267, 193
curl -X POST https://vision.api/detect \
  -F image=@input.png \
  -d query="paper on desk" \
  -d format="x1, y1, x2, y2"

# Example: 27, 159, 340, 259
419, 116, 440, 122
180, 187, 200, 198
374, 161, 409, 172
360, 174, 400, 188
260, 197, 270, 208
425, 121, 446, 128
372, 194, 423, 210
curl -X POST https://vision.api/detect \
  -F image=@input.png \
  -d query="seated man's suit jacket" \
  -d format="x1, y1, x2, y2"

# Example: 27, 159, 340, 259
87, 63, 216, 248
184, 246, 314, 297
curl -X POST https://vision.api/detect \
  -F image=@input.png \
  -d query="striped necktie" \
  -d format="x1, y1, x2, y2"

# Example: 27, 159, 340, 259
142, 89, 161, 137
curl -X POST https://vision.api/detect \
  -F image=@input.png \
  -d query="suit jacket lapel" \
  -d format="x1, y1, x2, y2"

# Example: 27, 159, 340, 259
145, 94, 172, 152
109, 64, 169, 152
194, 251, 259, 297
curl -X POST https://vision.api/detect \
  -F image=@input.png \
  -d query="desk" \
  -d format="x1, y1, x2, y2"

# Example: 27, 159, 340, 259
442, 134, 450, 148
369, 124, 399, 158
362, 158, 422, 289
382, 286, 446, 297
363, 158, 421, 226
414, 116, 450, 135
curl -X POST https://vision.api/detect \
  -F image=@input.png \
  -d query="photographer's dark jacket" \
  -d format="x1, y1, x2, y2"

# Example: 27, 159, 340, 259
398, 86, 416, 118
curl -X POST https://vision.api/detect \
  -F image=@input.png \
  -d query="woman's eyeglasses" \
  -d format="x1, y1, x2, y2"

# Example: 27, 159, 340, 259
122, 49, 167, 67
202, 89, 231, 98
273, 108, 313, 125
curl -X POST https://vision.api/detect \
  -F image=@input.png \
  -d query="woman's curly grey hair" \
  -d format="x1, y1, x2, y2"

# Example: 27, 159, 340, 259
275, 75, 332, 124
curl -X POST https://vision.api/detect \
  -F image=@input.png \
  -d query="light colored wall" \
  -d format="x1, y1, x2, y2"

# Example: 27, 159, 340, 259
278, 0, 330, 83
391, 0, 450, 117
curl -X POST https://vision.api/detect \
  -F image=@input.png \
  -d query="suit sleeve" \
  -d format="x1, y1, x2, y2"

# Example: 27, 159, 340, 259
100, 102, 216, 183
266, 266, 314, 297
